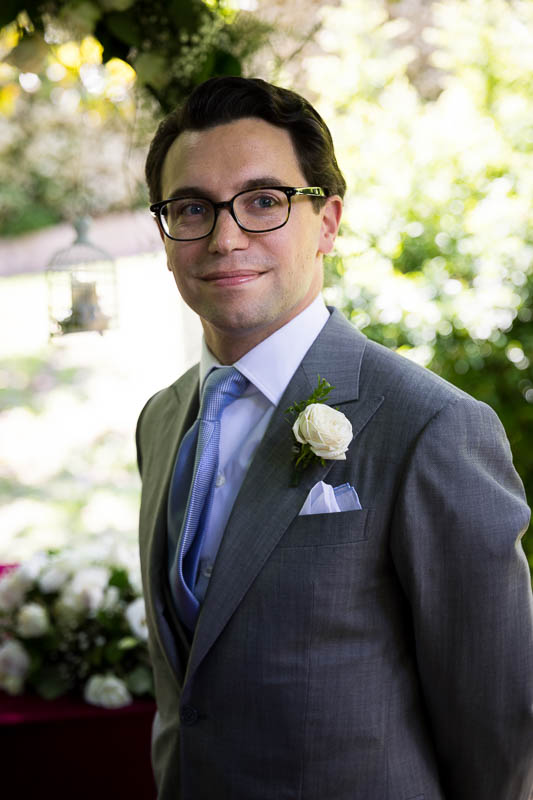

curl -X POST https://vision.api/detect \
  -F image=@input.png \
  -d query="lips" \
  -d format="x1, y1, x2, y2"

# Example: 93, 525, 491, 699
199, 270, 263, 286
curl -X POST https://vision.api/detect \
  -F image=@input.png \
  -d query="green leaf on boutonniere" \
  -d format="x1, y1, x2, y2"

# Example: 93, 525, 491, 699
291, 441, 326, 486
286, 375, 335, 486
286, 375, 333, 418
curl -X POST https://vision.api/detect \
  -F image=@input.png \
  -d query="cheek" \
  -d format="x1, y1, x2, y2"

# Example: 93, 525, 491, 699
165, 244, 195, 279
274, 235, 309, 276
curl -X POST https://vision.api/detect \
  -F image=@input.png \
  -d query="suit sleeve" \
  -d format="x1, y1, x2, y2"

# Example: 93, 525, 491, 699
390, 396, 533, 800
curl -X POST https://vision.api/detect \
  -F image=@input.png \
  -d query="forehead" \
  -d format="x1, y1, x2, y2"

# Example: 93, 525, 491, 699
160, 117, 306, 198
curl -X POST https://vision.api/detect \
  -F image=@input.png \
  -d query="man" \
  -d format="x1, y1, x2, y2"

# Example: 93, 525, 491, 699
136, 76, 533, 799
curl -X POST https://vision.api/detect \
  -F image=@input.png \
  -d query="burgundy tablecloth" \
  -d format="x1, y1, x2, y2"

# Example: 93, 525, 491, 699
0, 692, 157, 799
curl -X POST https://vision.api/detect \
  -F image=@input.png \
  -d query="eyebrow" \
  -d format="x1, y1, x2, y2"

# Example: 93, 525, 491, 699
165, 176, 286, 200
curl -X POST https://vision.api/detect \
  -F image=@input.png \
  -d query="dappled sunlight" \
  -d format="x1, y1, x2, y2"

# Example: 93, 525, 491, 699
309, 0, 532, 361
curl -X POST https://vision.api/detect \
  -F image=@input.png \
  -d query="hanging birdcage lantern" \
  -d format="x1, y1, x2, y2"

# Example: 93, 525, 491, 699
46, 217, 118, 336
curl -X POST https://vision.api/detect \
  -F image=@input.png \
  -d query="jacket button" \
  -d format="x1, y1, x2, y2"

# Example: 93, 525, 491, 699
180, 705, 199, 726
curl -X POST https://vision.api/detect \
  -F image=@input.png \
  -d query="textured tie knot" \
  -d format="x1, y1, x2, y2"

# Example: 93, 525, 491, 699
199, 366, 249, 422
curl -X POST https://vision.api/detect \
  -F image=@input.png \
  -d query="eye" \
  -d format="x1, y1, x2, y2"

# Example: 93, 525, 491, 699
255, 194, 278, 208
244, 190, 284, 213
174, 199, 210, 218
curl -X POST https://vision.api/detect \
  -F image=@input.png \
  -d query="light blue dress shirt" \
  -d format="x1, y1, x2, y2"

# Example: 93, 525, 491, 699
194, 296, 330, 601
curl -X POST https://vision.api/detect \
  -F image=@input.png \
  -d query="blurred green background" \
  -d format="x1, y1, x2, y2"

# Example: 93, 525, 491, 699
1, 0, 531, 567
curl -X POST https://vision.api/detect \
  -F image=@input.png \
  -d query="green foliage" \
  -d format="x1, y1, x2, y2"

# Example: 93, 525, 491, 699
31, 665, 74, 700
312, 0, 533, 563
2, 0, 273, 112
286, 375, 334, 417
0, 74, 152, 236
108, 566, 131, 592
0, 1, 273, 235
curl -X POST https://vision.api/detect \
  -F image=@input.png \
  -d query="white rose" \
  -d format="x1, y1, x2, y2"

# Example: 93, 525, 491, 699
38, 562, 70, 593
125, 597, 148, 641
16, 603, 49, 637
292, 403, 353, 460
17, 552, 49, 583
0, 570, 29, 613
54, 549, 87, 573
84, 674, 132, 708
67, 566, 110, 615
0, 639, 31, 695
54, 590, 84, 625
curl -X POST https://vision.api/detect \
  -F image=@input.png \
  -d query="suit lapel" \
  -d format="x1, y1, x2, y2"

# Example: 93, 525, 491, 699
144, 370, 200, 683
187, 309, 384, 680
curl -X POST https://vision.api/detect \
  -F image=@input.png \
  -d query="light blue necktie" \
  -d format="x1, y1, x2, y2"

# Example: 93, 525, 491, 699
168, 366, 249, 630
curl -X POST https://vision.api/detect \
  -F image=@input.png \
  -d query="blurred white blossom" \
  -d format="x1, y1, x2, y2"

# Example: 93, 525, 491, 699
125, 598, 148, 641
0, 640, 31, 695
83, 674, 132, 708
63, 566, 111, 616
0, 570, 31, 613
0, 544, 152, 704
16, 603, 50, 638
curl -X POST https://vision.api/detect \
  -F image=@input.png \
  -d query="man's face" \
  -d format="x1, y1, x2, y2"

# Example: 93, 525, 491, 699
159, 117, 341, 356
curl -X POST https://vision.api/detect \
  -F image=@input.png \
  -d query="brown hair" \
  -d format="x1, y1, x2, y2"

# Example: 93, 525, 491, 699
145, 76, 346, 205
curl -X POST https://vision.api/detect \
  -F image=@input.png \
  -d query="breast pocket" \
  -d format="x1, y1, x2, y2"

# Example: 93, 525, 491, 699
275, 508, 376, 566
280, 508, 372, 547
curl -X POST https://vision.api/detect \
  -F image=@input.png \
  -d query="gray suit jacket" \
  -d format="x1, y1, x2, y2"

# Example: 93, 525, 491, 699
136, 308, 533, 800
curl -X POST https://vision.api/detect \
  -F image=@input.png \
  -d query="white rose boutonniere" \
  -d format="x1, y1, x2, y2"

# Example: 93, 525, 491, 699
293, 403, 353, 460
287, 376, 353, 485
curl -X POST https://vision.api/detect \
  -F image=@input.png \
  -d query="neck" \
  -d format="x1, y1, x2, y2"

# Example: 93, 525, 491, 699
202, 327, 270, 365
201, 292, 323, 365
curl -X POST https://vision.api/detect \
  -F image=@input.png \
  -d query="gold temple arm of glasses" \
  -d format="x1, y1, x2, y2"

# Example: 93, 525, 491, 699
293, 187, 327, 198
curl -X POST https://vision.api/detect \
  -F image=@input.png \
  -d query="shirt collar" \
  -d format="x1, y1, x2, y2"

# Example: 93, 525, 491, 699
199, 295, 330, 406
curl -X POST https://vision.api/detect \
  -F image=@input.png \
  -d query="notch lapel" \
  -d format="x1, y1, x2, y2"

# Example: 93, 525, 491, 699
142, 371, 199, 684
186, 309, 384, 681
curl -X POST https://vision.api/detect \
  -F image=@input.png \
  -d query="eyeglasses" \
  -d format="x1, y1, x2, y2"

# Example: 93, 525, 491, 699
149, 186, 327, 241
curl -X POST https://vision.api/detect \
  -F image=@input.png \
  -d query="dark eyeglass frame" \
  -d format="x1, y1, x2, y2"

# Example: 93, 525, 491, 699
149, 186, 327, 241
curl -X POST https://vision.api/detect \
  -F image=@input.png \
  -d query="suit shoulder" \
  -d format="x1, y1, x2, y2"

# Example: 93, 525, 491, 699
360, 335, 483, 421
137, 363, 199, 429
135, 363, 199, 476
322, 308, 484, 423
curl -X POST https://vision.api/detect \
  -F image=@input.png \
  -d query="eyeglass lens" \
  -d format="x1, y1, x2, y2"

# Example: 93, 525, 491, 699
160, 188, 290, 240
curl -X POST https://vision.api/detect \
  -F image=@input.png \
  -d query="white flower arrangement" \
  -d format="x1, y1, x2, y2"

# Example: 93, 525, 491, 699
0, 541, 153, 708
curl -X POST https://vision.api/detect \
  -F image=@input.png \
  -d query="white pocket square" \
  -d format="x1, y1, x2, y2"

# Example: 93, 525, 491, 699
299, 481, 362, 516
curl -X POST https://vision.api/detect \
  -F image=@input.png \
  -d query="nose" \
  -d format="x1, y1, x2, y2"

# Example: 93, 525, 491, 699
207, 207, 249, 255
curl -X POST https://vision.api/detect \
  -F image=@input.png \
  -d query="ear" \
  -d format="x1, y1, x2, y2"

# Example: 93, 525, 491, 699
318, 195, 343, 255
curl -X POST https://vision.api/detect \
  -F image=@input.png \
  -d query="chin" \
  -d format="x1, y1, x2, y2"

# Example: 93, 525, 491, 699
208, 308, 279, 336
